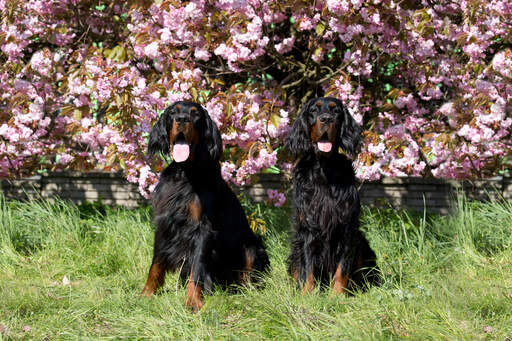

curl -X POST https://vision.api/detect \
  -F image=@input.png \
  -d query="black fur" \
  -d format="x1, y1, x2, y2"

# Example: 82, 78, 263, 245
142, 101, 269, 309
285, 97, 379, 293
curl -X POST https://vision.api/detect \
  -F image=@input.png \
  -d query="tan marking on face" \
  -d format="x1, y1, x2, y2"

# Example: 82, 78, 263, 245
168, 113, 199, 160
316, 101, 322, 107
176, 104, 181, 110
329, 102, 336, 108
310, 118, 323, 143
169, 120, 180, 145
309, 116, 337, 149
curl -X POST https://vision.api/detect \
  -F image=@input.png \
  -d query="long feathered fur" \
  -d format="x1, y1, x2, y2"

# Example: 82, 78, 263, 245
286, 97, 379, 293
142, 101, 269, 310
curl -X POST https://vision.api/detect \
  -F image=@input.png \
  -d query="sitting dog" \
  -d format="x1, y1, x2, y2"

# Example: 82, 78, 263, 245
286, 97, 379, 294
141, 101, 269, 311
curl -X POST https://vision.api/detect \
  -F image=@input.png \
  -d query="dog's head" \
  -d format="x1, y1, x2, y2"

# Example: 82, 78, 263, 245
147, 101, 222, 163
285, 97, 361, 158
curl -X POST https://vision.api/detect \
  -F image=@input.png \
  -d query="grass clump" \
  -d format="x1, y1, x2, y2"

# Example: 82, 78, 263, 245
0, 195, 511, 340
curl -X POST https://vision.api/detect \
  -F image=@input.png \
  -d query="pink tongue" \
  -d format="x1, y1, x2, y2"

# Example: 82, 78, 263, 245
172, 143, 190, 162
317, 141, 332, 152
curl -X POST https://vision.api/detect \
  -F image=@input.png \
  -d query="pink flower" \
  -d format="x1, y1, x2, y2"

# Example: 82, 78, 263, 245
267, 189, 286, 207
492, 49, 512, 78
194, 47, 211, 61
57, 153, 73, 165
463, 42, 485, 60
144, 41, 160, 59
95, 78, 112, 102
327, 0, 350, 15
275, 37, 294, 54
31, 49, 52, 75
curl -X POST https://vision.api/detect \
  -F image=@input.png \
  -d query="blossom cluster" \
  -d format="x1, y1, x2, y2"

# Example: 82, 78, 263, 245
1, 0, 511, 200
267, 189, 286, 207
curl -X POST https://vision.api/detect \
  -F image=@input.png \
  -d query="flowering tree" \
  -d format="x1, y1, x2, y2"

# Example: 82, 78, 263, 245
1, 0, 511, 199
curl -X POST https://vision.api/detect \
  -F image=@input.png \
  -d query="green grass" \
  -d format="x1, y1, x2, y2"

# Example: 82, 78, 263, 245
1, 195, 512, 340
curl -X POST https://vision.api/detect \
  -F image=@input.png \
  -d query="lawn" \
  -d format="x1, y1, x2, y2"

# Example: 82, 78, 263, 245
1, 195, 511, 340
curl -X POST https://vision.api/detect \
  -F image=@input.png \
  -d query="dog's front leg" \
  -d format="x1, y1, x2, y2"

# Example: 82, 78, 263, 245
301, 238, 317, 293
186, 227, 214, 312
332, 244, 356, 295
141, 257, 166, 297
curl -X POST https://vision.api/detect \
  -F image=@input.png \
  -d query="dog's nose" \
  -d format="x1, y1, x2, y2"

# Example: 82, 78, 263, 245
175, 114, 190, 125
318, 114, 333, 124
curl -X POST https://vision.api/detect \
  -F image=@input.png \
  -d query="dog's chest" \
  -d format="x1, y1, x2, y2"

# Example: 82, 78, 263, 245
298, 172, 357, 228
154, 174, 216, 220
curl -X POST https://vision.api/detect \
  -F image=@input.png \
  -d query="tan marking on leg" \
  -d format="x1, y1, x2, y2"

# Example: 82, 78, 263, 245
140, 262, 166, 297
240, 248, 253, 283
186, 271, 203, 312
303, 270, 315, 293
292, 268, 298, 281
333, 263, 349, 295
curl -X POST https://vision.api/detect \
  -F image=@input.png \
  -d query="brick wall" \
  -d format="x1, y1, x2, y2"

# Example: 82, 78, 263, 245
358, 177, 508, 214
2, 171, 511, 214
1, 172, 145, 208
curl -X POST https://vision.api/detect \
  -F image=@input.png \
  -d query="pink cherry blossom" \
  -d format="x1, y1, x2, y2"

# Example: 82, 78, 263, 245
1, 0, 511, 196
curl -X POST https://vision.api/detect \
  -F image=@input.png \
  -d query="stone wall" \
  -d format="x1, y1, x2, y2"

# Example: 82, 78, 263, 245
2, 171, 511, 214
1, 172, 145, 208
358, 176, 509, 214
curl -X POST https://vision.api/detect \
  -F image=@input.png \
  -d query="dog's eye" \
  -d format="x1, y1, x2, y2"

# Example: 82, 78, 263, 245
192, 111, 202, 121
191, 108, 201, 118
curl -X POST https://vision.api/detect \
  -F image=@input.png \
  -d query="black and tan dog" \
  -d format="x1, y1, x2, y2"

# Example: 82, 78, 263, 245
286, 97, 379, 294
142, 101, 269, 311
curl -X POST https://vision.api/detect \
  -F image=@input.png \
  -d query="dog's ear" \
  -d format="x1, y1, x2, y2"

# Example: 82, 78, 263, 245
285, 99, 314, 157
337, 101, 362, 157
203, 108, 223, 161
147, 106, 172, 156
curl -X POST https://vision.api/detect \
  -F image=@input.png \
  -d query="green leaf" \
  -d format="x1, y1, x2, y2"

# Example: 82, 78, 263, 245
270, 113, 281, 128
73, 109, 82, 121
316, 22, 325, 36
190, 87, 198, 101
226, 102, 233, 118
263, 166, 280, 174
